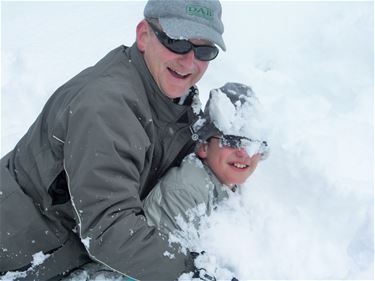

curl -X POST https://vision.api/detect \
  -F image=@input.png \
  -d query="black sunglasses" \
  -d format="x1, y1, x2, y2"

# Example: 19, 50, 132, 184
211, 135, 253, 148
147, 20, 219, 61
211, 135, 269, 159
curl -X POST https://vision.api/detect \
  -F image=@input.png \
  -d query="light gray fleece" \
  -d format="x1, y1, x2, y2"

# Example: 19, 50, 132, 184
143, 154, 232, 235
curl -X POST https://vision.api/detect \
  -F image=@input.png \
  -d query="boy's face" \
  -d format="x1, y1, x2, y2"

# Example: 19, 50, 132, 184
197, 137, 261, 186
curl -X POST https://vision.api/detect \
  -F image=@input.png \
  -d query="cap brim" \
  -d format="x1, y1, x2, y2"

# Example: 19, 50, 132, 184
159, 18, 226, 51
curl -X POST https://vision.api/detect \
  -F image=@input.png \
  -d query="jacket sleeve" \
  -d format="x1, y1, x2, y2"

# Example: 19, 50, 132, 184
61, 88, 191, 280
144, 171, 208, 236
159, 186, 206, 235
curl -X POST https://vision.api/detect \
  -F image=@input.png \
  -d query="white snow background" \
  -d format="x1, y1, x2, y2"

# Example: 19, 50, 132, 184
1, 1, 374, 280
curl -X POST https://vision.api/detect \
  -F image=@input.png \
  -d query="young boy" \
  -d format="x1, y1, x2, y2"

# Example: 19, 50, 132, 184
143, 82, 269, 234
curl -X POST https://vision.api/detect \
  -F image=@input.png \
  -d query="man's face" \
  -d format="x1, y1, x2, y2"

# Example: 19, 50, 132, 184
197, 137, 261, 186
136, 20, 209, 99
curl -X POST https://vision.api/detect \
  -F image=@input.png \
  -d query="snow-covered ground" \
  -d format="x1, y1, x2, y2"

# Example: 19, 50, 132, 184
1, 1, 374, 280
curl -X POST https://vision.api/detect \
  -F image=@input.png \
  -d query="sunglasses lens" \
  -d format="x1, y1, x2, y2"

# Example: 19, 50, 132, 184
165, 39, 192, 54
194, 46, 219, 61
219, 137, 233, 147
240, 138, 252, 147
220, 135, 244, 148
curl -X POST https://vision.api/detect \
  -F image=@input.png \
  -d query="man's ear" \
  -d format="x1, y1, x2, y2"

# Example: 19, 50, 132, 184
136, 20, 149, 52
196, 143, 208, 159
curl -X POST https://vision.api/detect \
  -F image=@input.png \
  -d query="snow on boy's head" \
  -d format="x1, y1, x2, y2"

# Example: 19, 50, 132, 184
206, 82, 269, 156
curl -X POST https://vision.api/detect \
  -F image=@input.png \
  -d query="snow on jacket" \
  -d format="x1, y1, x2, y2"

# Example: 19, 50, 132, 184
143, 154, 232, 235
0, 44, 200, 280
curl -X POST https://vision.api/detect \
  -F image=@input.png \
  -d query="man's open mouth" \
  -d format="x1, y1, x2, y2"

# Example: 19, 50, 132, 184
168, 67, 190, 79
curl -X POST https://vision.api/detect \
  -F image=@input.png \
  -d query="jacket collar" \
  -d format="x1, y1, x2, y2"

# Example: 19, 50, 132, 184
128, 43, 200, 124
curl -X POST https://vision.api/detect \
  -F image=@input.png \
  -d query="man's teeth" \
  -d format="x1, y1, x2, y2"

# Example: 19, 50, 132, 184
170, 68, 188, 77
175, 70, 185, 76
233, 163, 248, 169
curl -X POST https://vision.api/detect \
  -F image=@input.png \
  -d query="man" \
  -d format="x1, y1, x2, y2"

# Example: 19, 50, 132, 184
144, 83, 269, 235
0, 0, 225, 280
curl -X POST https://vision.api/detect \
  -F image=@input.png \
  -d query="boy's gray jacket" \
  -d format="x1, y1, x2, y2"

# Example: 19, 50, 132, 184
0, 44, 199, 280
143, 154, 231, 234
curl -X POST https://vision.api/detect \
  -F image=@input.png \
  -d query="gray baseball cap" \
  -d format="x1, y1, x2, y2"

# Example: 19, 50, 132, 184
144, 0, 226, 51
195, 83, 255, 142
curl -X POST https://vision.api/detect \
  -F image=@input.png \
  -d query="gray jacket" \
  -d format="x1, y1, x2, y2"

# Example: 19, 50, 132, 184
0, 44, 199, 280
143, 154, 231, 235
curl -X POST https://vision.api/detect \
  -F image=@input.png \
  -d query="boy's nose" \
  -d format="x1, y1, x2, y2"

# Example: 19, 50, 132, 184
235, 147, 248, 157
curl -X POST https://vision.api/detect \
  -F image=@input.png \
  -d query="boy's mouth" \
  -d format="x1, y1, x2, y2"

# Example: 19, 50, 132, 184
231, 163, 249, 169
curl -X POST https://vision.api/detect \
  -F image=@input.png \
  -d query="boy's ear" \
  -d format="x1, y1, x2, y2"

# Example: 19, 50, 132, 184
136, 20, 149, 52
196, 143, 208, 159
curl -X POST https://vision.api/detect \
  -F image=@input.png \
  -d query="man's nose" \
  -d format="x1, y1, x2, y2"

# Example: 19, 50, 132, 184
179, 50, 195, 68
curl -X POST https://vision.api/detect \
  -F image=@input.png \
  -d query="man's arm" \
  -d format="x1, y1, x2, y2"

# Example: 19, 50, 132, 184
62, 89, 190, 280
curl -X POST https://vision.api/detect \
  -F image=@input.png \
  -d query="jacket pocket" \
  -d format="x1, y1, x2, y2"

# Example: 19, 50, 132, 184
48, 171, 70, 205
